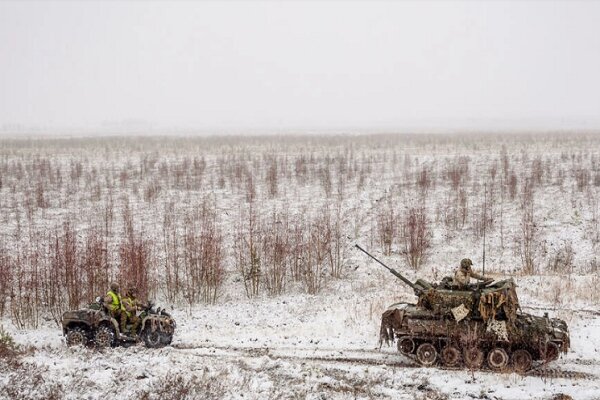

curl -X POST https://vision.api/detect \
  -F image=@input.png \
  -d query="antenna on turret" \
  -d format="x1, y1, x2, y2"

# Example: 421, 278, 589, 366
482, 182, 487, 276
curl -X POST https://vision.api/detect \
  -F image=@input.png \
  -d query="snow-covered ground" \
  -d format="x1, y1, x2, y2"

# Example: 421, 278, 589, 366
3, 291, 600, 399
1, 134, 600, 399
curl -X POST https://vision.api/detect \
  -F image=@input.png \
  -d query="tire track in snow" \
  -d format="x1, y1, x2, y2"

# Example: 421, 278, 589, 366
170, 343, 597, 380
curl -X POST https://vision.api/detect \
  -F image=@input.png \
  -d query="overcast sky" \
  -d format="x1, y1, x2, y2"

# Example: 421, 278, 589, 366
1, 1, 600, 133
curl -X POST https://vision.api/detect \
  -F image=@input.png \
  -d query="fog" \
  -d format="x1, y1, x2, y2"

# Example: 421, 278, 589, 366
1, 1, 600, 133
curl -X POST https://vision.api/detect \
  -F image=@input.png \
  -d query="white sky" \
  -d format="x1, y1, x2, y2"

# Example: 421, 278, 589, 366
1, 1, 600, 132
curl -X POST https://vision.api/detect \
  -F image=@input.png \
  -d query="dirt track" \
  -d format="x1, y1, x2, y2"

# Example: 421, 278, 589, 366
171, 342, 597, 380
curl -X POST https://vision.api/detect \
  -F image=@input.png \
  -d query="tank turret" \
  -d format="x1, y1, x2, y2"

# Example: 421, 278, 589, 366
355, 244, 510, 319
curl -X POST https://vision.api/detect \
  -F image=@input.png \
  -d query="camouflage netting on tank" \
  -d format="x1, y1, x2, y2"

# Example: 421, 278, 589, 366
509, 314, 570, 355
478, 281, 519, 323
379, 307, 405, 346
418, 289, 474, 315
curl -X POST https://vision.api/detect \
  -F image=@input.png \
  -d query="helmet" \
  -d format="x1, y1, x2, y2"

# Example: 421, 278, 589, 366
110, 282, 120, 292
460, 258, 473, 270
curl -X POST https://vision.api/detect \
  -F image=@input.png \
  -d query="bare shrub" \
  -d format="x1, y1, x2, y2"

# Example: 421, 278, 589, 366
302, 216, 328, 294
81, 227, 110, 304
325, 203, 345, 278
266, 157, 278, 198
319, 163, 332, 197
0, 250, 10, 317
376, 200, 396, 256
54, 221, 81, 310
574, 166, 590, 192
591, 194, 600, 247
234, 204, 262, 298
588, 257, 599, 274
508, 172, 518, 200
162, 202, 181, 304
446, 156, 469, 190
143, 179, 161, 202
289, 216, 306, 282
547, 242, 575, 274
244, 170, 256, 203
11, 251, 41, 329
182, 203, 224, 304
0, 363, 64, 400
294, 155, 308, 185
119, 206, 152, 300
137, 372, 227, 400
262, 210, 290, 295
416, 165, 432, 195
555, 167, 565, 187
400, 207, 431, 270
35, 181, 49, 208
531, 156, 544, 186
443, 189, 468, 230
519, 179, 537, 274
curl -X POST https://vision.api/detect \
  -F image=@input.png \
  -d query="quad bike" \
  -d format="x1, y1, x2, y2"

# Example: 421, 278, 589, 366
61, 298, 176, 348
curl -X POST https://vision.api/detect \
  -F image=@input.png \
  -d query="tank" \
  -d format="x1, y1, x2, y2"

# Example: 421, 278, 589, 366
356, 245, 570, 372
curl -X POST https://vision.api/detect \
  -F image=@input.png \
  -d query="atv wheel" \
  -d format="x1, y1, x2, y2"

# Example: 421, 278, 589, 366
66, 327, 87, 347
94, 325, 115, 348
142, 329, 164, 348
160, 332, 173, 346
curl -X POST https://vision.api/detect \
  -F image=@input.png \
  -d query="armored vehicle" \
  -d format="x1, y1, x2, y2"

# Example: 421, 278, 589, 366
62, 298, 176, 349
356, 245, 570, 372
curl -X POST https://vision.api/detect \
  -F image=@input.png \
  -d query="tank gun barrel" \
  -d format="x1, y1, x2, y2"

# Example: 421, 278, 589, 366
355, 244, 421, 294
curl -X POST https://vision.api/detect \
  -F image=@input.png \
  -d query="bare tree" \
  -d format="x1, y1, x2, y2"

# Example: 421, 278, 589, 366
262, 210, 289, 295
119, 205, 152, 300
519, 179, 537, 274
400, 207, 431, 270
162, 201, 181, 303
234, 203, 262, 298
377, 199, 396, 256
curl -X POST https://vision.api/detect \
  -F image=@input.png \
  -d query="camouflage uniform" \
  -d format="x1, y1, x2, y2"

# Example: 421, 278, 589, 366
122, 289, 142, 335
454, 258, 487, 287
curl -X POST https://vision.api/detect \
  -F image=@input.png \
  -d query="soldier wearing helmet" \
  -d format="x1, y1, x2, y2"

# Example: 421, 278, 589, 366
104, 282, 123, 321
454, 258, 491, 288
122, 287, 142, 337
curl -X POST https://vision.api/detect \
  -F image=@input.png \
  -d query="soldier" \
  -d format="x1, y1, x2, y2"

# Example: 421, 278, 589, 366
454, 258, 492, 288
103, 282, 127, 333
122, 287, 142, 337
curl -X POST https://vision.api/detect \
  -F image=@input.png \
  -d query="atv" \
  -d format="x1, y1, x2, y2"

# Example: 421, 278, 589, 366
61, 298, 176, 348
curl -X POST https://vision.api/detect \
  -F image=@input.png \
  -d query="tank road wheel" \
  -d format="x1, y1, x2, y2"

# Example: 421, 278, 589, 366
65, 327, 87, 347
542, 342, 560, 362
142, 328, 163, 348
511, 349, 533, 373
441, 346, 462, 367
463, 347, 485, 369
94, 325, 115, 348
487, 348, 509, 372
416, 343, 437, 367
397, 338, 415, 355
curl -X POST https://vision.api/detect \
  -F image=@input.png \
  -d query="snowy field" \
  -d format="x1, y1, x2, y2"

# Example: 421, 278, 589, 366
1, 133, 600, 399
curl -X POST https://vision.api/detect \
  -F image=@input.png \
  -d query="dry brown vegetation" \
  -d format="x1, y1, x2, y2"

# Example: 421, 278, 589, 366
0, 133, 599, 326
